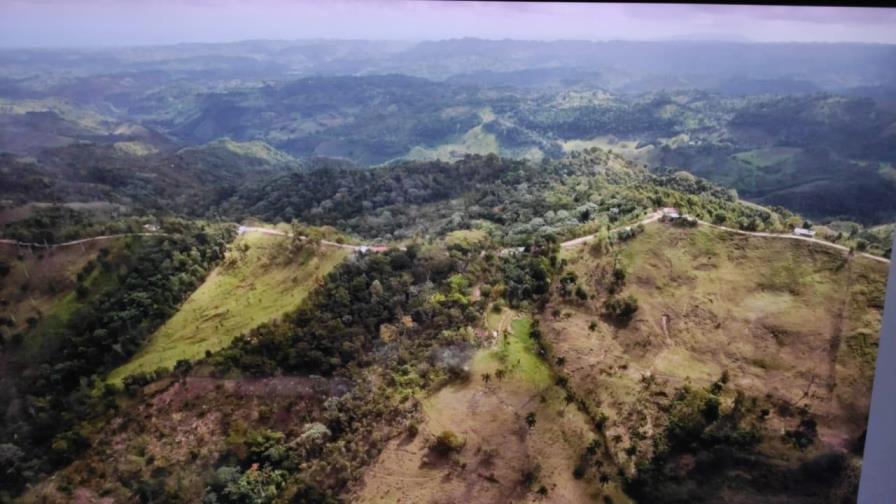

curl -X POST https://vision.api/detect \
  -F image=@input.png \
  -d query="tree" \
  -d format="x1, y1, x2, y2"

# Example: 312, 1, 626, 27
701, 396, 721, 423
575, 286, 588, 301
525, 412, 537, 429
604, 295, 638, 322
589, 227, 610, 257
369, 279, 384, 301
432, 430, 465, 455
174, 359, 193, 380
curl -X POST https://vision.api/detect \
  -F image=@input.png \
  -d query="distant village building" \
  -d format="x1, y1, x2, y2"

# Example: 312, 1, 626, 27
499, 246, 526, 257
356, 244, 392, 254
142, 224, 159, 232
661, 207, 681, 220
793, 227, 816, 238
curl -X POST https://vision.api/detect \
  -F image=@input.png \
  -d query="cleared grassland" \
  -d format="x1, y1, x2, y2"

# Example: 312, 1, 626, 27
732, 146, 801, 167
542, 223, 888, 482
562, 135, 658, 167
405, 108, 500, 161
351, 314, 628, 504
405, 124, 499, 162
0, 238, 126, 360
108, 233, 348, 382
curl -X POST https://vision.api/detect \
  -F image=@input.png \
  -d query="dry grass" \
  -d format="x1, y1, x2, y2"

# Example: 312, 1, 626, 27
543, 223, 888, 471
350, 314, 626, 504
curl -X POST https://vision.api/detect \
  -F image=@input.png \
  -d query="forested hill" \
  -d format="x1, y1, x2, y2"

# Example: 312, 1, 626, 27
3, 66, 896, 225
214, 151, 796, 245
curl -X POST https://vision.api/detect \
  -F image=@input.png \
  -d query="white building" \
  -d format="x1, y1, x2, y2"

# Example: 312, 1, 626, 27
661, 207, 680, 220
793, 227, 816, 238
499, 246, 525, 257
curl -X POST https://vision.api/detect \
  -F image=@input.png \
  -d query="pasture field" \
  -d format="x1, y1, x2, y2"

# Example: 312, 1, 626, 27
108, 232, 348, 382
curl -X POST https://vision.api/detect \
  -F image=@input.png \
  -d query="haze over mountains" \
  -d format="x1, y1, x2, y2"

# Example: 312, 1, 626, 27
3, 38, 895, 90
2, 39, 895, 224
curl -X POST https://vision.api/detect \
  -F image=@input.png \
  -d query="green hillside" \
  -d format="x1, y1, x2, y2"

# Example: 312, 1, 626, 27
108, 231, 348, 383
0, 238, 124, 359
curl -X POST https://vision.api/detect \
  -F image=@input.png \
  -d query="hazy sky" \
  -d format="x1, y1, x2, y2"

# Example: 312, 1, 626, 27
1, 1, 895, 47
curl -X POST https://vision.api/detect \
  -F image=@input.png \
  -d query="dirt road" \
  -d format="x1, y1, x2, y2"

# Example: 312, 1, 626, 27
696, 220, 890, 265
0, 214, 889, 265
236, 225, 398, 252
0, 232, 172, 250
556, 210, 889, 265
559, 210, 663, 249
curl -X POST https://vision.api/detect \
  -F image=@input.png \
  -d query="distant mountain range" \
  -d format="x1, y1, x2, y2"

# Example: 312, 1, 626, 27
2, 38, 894, 92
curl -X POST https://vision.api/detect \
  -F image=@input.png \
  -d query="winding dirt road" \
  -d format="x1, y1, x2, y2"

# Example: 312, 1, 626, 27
236, 225, 394, 252
556, 211, 889, 265
559, 211, 663, 249
0, 213, 889, 265
696, 220, 890, 265
0, 232, 173, 250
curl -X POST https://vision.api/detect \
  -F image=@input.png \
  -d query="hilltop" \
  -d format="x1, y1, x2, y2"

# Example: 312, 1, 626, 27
541, 223, 887, 502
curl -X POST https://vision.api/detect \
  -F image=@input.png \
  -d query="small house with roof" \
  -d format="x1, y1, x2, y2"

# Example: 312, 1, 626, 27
661, 207, 681, 221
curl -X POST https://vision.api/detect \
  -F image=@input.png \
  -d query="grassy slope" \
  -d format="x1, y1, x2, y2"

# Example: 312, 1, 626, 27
108, 233, 348, 382
404, 124, 500, 163
351, 313, 626, 504
0, 239, 124, 360
543, 223, 887, 495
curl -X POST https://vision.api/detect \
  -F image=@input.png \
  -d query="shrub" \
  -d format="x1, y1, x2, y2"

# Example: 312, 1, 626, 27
603, 295, 638, 322
431, 430, 465, 455
785, 418, 818, 450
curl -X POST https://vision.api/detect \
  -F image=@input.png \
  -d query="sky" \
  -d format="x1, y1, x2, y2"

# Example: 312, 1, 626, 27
1, 1, 895, 48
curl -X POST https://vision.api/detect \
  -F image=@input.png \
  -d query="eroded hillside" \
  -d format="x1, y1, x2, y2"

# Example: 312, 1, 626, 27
539, 222, 887, 502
